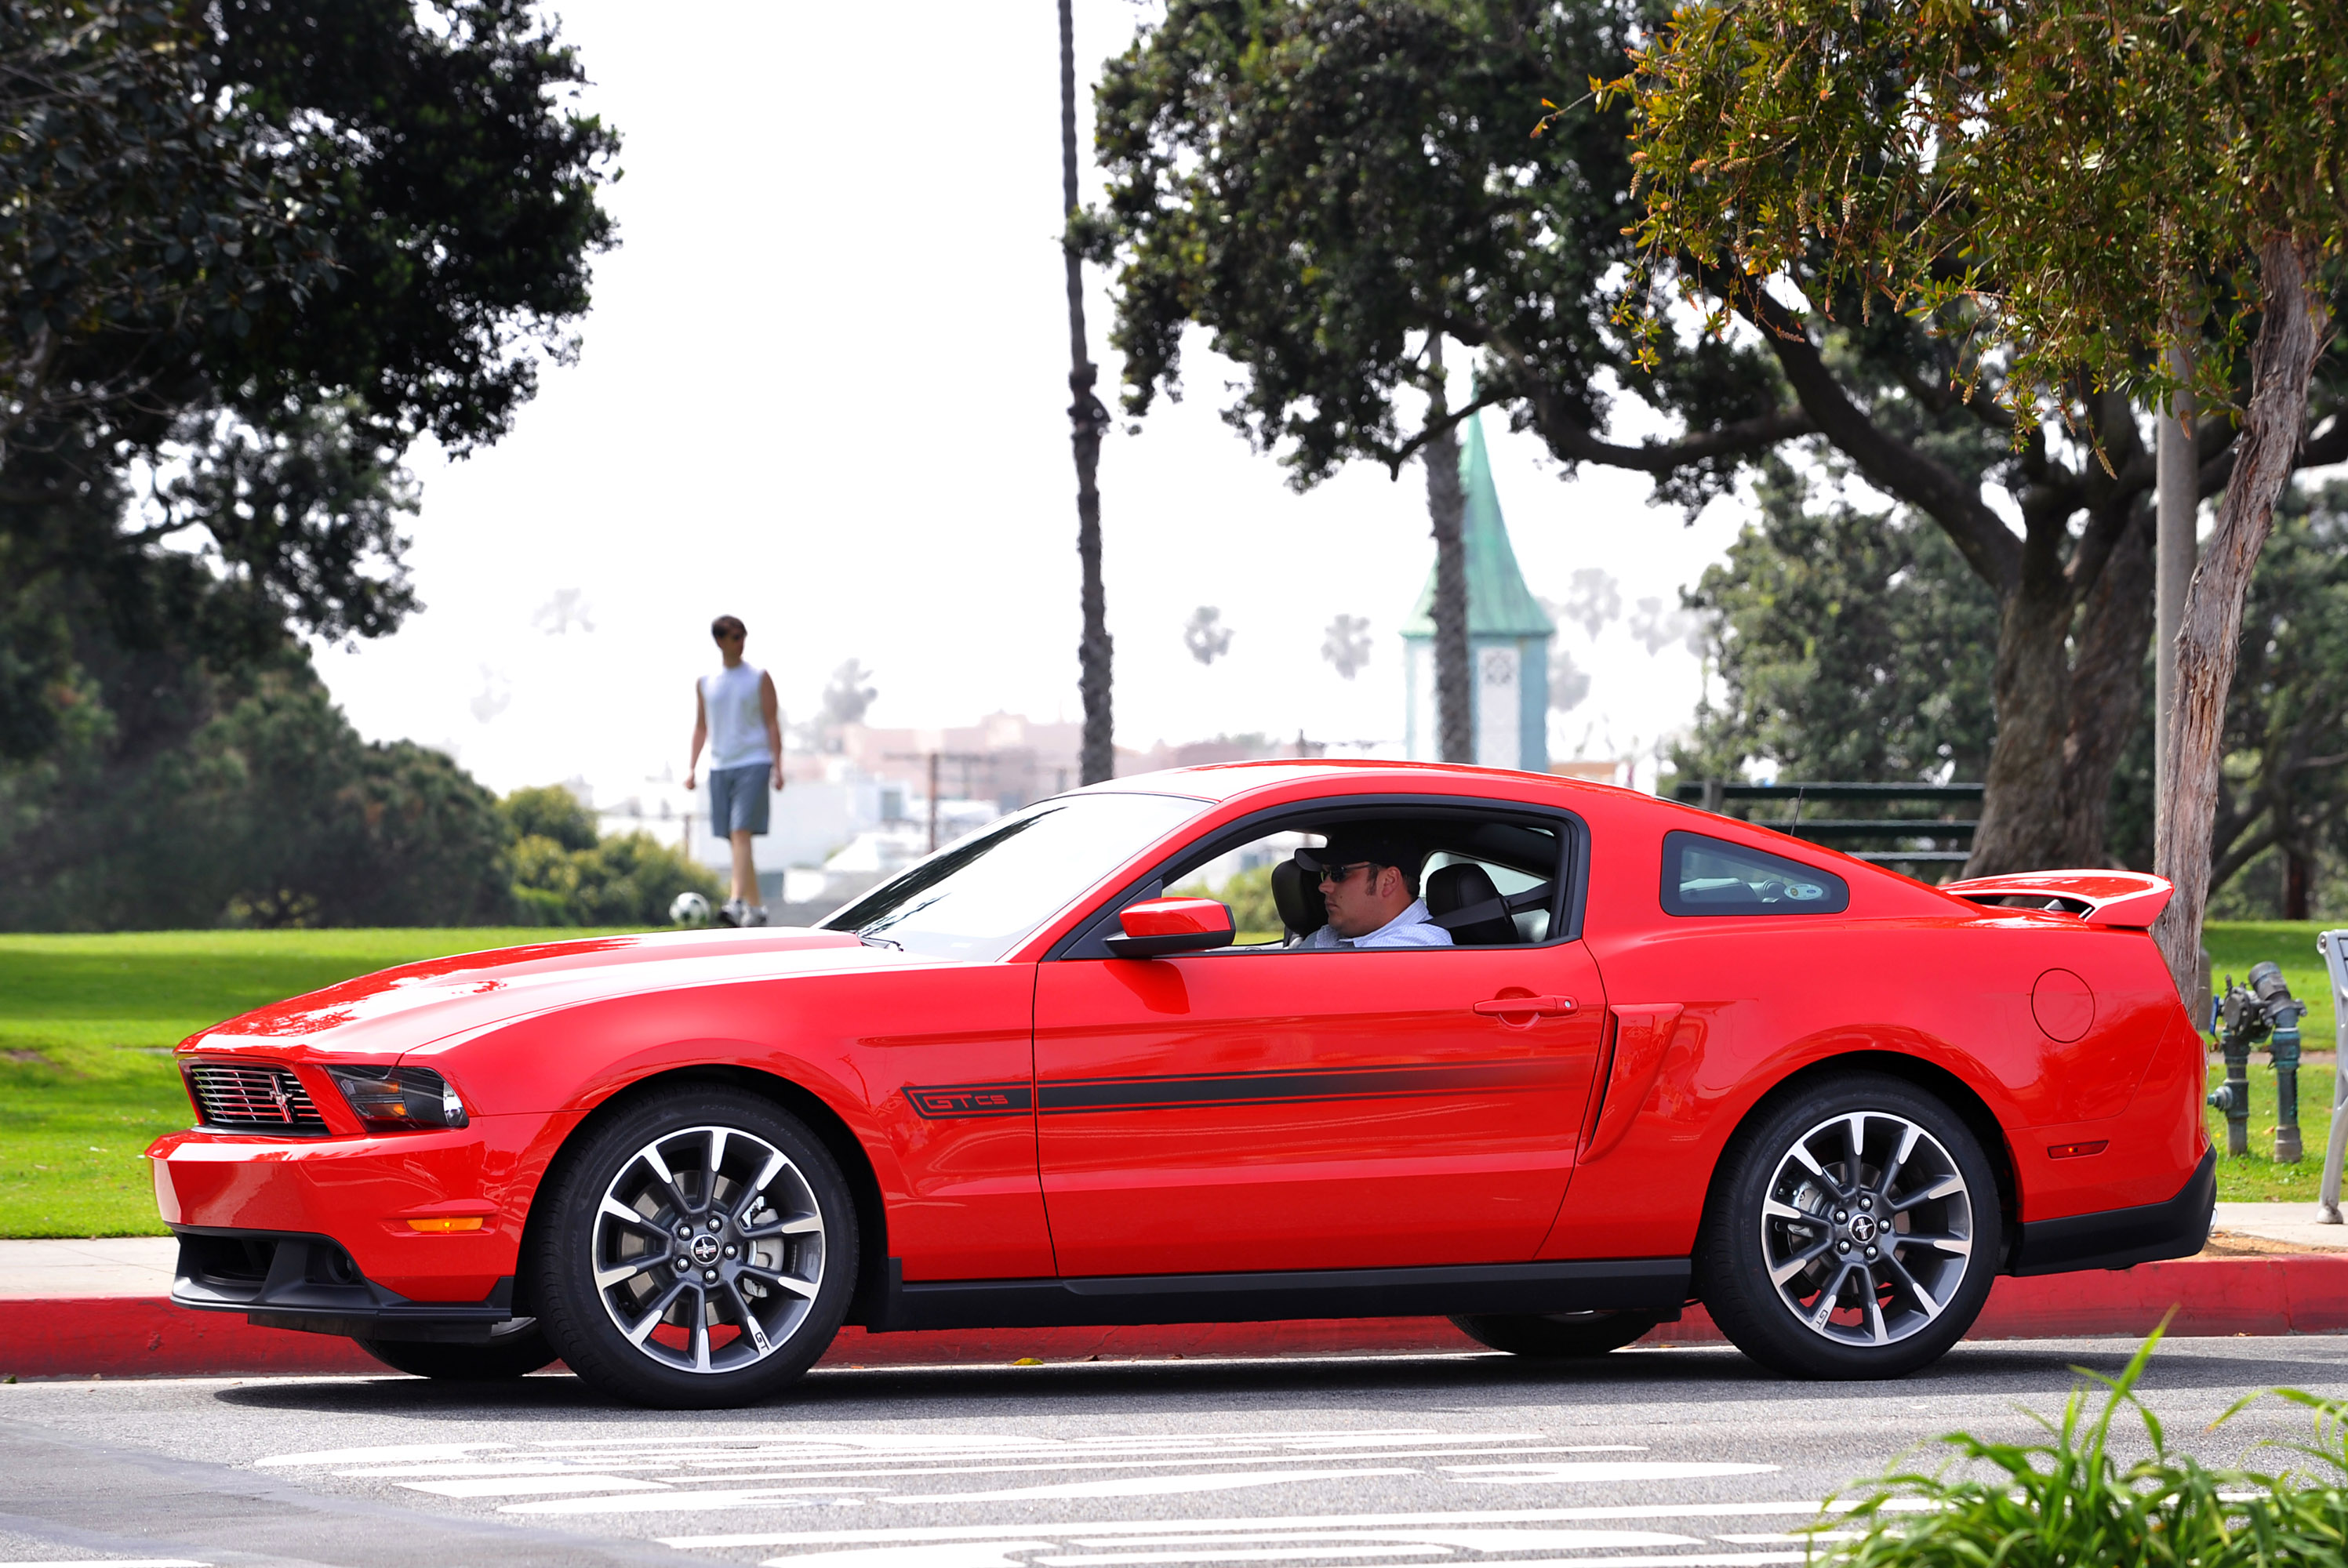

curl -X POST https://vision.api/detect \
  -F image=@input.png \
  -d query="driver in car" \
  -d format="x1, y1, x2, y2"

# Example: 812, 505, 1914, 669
1295, 836, 1453, 949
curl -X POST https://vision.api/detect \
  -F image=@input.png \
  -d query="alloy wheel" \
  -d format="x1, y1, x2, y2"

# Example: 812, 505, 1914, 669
1758, 1109, 1973, 1347
590, 1123, 825, 1374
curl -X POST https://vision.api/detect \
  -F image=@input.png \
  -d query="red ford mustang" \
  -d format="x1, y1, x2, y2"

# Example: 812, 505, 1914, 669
149, 762, 2212, 1406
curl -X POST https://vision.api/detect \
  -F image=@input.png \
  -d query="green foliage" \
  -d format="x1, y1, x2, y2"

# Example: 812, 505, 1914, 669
1823, 1333, 2348, 1568
502, 784, 719, 927
1608, 0, 2348, 423
0, 655, 514, 929
1090, 0, 1793, 513
1179, 862, 1284, 939
1675, 460, 1998, 786
503, 784, 598, 853
0, 927, 638, 1235
2, 0, 620, 458
0, 0, 620, 927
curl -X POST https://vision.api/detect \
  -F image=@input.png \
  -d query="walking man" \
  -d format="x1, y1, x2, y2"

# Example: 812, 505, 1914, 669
685, 615, 784, 927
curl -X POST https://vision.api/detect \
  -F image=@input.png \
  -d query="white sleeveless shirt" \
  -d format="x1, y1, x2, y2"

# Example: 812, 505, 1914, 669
699, 662, 772, 770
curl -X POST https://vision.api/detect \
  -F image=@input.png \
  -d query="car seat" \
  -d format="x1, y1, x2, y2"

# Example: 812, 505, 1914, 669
1427, 862, 1520, 946
1271, 856, 1328, 941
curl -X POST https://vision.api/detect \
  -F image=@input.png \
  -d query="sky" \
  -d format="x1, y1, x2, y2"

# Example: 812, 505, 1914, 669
312, 1, 1754, 808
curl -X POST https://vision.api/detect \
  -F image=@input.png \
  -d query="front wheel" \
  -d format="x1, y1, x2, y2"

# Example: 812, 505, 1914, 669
1698, 1073, 2001, 1380
357, 1326, 557, 1380
529, 1087, 859, 1408
1448, 1310, 1665, 1358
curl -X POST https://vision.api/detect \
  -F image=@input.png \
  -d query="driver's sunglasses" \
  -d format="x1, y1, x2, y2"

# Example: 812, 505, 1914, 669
1315, 861, 1376, 887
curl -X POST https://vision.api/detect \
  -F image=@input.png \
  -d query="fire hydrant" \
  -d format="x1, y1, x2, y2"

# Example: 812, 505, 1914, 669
2209, 960, 2308, 1161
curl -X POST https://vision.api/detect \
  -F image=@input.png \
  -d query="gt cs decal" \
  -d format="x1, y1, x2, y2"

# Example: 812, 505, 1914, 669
905, 1082, 1035, 1119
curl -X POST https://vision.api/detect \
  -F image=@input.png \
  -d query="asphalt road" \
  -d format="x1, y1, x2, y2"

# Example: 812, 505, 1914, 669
5, 1337, 2348, 1568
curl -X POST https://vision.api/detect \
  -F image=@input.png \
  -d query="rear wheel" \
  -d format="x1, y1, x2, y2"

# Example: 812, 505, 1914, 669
1698, 1073, 2000, 1379
530, 1087, 858, 1408
357, 1327, 557, 1380
1448, 1310, 1664, 1358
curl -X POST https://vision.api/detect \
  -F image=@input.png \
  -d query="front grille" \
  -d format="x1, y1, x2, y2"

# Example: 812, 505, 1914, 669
186, 1062, 329, 1134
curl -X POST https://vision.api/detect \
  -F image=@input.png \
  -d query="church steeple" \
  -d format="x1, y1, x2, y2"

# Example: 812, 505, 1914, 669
1398, 412, 1554, 769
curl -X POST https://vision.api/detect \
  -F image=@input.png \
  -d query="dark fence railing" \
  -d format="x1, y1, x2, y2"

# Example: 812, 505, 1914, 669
1671, 782, 1982, 877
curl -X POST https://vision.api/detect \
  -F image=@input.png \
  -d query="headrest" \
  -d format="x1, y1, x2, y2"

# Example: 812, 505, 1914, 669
1426, 862, 1517, 946
1270, 855, 1327, 939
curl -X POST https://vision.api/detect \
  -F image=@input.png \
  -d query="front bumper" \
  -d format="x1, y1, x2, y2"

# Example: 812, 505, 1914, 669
147, 1109, 577, 1304
172, 1226, 522, 1343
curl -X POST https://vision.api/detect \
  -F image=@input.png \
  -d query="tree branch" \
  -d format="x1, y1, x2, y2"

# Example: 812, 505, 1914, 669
1741, 288, 2025, 592
1485, 334, 1812, 476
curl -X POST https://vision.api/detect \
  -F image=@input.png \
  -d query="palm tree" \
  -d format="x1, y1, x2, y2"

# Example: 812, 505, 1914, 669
1060, 0, 1113, 784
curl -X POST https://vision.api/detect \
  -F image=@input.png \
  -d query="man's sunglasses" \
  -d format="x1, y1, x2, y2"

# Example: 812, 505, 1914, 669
1314, 861, 1378, 886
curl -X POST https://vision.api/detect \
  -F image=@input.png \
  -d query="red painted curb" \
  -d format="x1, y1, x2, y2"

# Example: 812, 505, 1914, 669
5, 1255, 2344, 1381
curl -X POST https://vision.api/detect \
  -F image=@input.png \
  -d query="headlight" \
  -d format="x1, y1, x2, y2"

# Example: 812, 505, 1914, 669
325, 1064, 470, 1131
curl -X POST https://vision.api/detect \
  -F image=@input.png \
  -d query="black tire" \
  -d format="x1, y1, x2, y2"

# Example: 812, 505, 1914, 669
1448, 1310, 1664, 1358
1698, 1073, 2001, 1380
356, 1327, 558, 1380
529, 1086, 858, 1409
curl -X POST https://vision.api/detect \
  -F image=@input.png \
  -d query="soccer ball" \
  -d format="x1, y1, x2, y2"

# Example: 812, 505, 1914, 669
669, 891, 712, 928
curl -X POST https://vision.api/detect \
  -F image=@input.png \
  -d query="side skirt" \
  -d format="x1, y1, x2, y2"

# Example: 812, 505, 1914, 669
868, 1257, 1691, 1333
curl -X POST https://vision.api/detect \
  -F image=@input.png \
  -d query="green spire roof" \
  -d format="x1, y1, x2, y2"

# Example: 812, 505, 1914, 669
1401, 412, 1555, 639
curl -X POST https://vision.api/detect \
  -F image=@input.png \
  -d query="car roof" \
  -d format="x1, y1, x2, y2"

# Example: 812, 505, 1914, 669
1079, 757, 1623, 807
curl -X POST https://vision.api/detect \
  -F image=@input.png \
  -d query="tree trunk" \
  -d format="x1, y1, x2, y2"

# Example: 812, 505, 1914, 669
1061, 0, 1114, 786
2285, 845, 2311, 920
1424, 339, 1473, 764
1965, 557, 2075, 875
2153, 235, 2333, 996
2055, 506, 2157, 864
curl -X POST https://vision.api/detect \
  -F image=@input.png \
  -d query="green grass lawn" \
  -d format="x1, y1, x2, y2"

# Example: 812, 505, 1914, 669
0, 928, 640, 1237
2, 920, 2340, 1237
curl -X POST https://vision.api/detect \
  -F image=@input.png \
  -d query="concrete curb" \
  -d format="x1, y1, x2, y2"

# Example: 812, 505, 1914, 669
5, 1255, 2345, 1381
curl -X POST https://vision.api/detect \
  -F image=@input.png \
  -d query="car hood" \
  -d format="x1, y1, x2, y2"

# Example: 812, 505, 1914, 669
179, 927, 896, 1062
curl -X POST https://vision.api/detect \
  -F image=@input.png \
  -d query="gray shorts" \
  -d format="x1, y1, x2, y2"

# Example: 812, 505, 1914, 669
707, 763, 770, 837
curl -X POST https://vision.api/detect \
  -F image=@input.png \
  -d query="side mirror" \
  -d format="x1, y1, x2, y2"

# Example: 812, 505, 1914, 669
1105, 896, 1234, 958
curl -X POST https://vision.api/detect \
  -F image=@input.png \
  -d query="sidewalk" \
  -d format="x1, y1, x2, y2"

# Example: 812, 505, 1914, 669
6, 1207, 2348, 1380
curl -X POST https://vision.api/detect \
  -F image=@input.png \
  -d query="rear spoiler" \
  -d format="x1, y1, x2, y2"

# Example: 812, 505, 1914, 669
1940, 869, 2173, 929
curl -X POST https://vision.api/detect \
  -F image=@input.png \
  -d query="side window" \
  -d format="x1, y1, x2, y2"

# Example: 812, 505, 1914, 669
1173, 829, 1323, 947
1661, 830, 1849, 916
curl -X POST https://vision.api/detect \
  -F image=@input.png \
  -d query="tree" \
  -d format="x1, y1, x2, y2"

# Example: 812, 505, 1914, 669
1060, 0, 1113, 785
1092, 0, 2346, 887
1611, 0, 2348, 989
0, 654, 514, 928
2109, 481, 2348, 916
1674, 461, 2000, 787
1182, 605, 1234, 666
821, 659, 877, 728
0, 0, 616, 928
0, 0, 616, 806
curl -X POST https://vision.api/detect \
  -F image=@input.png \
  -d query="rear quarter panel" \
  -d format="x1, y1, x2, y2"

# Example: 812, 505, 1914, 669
1549, 794, 2201, 1260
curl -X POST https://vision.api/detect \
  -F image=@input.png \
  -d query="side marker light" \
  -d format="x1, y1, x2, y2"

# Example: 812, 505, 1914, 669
2047, 1140, 2110, 1160
406, 1217, 485, 1233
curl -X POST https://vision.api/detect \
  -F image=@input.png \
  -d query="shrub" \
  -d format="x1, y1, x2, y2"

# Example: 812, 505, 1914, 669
503, 786, 719, 927
1822, 1329, 2348, 1568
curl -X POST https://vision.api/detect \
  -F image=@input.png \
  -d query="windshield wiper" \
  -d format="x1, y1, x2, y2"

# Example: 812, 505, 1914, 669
856, 931, 902, 950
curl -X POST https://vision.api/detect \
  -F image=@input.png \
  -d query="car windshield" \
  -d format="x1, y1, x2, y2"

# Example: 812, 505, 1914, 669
822, 792, 1209, 962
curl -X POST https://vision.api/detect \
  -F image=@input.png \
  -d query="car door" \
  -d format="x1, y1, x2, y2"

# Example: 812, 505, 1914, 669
1032, 927, 1609, 1278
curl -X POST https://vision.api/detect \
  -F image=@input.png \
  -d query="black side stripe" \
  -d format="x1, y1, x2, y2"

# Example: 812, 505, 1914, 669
903, 1061, 1560, 1120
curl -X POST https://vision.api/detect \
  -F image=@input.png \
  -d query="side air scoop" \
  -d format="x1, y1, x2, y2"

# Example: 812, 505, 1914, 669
1940, 869, 2174, 929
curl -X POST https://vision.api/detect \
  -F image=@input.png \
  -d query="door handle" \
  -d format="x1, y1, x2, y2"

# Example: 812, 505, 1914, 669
1472, 994, 1577, 1018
